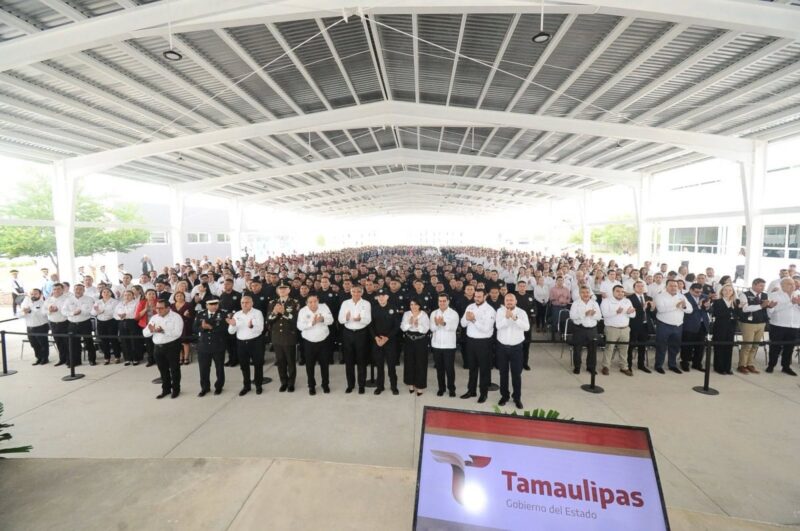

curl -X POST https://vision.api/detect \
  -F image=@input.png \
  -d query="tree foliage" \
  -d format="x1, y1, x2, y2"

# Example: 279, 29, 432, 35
569, 223, 638, 254
0, 177, 149, 270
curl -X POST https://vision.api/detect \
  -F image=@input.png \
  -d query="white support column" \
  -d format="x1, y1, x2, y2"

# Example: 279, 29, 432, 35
229, 199, 243, 261
581, 192, 591, 255
169, 187, 185, 266
635, 175, 653, 261
52, 161, 77, 284
740, 141, 768, 283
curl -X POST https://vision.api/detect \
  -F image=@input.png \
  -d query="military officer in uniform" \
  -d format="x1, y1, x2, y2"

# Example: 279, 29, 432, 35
193, 299, 227, 396
267, 281, 299, 392
369, 288, 402, 395
513, 280, 536, 371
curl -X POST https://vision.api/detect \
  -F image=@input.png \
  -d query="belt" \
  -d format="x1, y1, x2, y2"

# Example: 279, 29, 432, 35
576, 325, 596, 330
405, 333, 428, 341
606, 325, 629, 329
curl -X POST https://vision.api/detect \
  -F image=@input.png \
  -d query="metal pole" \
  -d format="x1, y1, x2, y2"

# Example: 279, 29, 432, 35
693, 338, 719, 396
62, 330, 85, 381
0, 330, 18, 377
581, 336, 604, 394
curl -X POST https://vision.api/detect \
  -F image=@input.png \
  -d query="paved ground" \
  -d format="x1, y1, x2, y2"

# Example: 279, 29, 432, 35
1, 315, 798, 528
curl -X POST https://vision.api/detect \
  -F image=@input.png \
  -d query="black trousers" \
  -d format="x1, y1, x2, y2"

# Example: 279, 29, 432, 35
50, 321, 69, 364
432, 347, 456, 393
144, 335, 155, 364
713, 342, 734, 373
533, 301, 547, 330
118, 320, 140, 362
768, 325, 799, 369
28, 324, 50, 362
522, 323, 532, 368
372, 338, 398, 390
273, 343, 296, 386
572, 326, 598, 372
96, 319, 120, 359
198, 349, 225, 392
342, 328, 369, 389
304, 338, 330, 388
154, 340, 181, 394
238, 337, 264, 389
465, 336, 492, 395
628, 324, 649, 369
224, 333, 238, 364
403, 336, 429, 389
68, 320, 96, 365
681, 326, 707, 368
497, 342, 523, 401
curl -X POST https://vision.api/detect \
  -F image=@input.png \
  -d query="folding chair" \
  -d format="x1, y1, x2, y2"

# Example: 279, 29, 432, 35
560, 318, 575, 367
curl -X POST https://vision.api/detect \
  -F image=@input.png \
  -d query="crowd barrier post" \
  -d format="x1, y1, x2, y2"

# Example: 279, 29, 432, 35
0, 330, 17, 377
580, 337, 604, 394
692, 337, 719, 396
62, 331, 85, 382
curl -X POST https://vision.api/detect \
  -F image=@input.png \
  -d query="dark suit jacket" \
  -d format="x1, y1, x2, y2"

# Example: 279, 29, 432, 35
627, 293, 654, 334
683, 294, 711, 333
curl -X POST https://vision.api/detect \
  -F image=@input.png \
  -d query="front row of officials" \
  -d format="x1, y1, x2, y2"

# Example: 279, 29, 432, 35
144, 281, 529, 409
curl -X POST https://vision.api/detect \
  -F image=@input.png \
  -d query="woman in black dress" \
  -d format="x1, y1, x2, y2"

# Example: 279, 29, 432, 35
712, 284, 739, 374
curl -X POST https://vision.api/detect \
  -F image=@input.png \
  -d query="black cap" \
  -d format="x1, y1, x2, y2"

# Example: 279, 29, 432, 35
277, 280, 291, 288
376, 288, 388, 296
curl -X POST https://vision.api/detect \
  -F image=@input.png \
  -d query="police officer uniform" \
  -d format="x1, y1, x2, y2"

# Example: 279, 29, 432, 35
369, 288, 402, 395
193, 301, 227, 395
268, 282, 300, 392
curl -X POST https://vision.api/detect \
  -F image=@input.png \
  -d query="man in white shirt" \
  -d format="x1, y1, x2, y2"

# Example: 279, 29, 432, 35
137, 273, 155, 293
766, 278, 800, 376
599, 269, 622, 299
429, 293, 459, 397
647, 273, 665, 299
768, 269, 789, 293
227, 295, 266, 395
297, 294, 334, 395
495, 293, 530, 410
569, 286, 603, 375
10, 269, 25, 315
18, 288, 49, 365
654, 279, 693, 374
600, 285, 636, 376
62, 284, 96, 366
44, 283, 70, 366
82, 275, 99, 300
460, 288, 496, 403
338, 285, 373, 393
142, 300, 185, 399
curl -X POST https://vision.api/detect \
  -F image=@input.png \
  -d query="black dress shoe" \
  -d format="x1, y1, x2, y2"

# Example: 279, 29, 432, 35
436, 390, 445, 397
89, 361, 97, 366
449, 390, 456, 397
692, 364, 704, 371
460, 392, 475, 399
477, 394, 487, 404
309, 387, 316, 396
287, 385, 295, 393
40, 361, 49, 365
156, 392, 169, 399
198, 390, 208, 397
214, 389, 222, 395
782, 367, 798, 376
655, 367, 665, 374
229, 362, 239, 368
239, 388, 250, 396
104, 360, 110, 365
498, 397, 509, 406
669, 367, 683, 374
145, 362, 155, 367
523, 365, 531, 371
54, 361, 65, 366
170, 391, 179, 399
132, 362, 139, 366
514, 400, 523, 409
279, 384, 288, 392
573, 367, 580, 374
765, 365, 774, 373
358, 387, 365, 395
124, 361, 131, 366
256, 386, 263, 394
345, 387, 354, 394
298, 360, 305, 366
32, 360, 40, 366
322, 385, 330, 394
374, 388, 383, 395
391, 388, 399, 395
680, 363, 690, 371
638, 366, 651, 374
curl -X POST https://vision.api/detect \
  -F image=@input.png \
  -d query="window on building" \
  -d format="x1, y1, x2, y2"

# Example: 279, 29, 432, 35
763, 224, 800, 259
668, 226, 720, 254
148, 231, 168, 244
216, 233, 231, 243
187, 232, 210, 244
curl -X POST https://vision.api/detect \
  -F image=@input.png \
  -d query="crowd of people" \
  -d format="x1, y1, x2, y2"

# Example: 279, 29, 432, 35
11, 246, 800, 405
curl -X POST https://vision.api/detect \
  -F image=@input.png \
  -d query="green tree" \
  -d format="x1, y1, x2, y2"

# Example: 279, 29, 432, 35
569, 223, 638, 254
0, 177, 149, 271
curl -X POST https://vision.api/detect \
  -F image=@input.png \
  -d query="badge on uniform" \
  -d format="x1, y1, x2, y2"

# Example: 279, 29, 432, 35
389, 309, 395, 314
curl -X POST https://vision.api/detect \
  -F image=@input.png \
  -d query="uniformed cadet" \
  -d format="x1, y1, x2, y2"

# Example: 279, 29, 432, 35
218, 278, 242, 366
228, 295, 266, 396
513, 281, 536, 371
267, 282, 299, 392
369, 288, 402, 395
297, 294, 334, 395
193, 299, 227, 396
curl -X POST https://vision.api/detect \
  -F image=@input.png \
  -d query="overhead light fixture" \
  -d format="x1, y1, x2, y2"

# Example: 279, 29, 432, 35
163, 49, 183, 61
162, 2, 182, 61
532, 0, 551, 44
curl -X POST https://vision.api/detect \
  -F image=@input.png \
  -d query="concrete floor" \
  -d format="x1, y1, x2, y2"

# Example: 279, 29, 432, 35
1, 315, 798, 529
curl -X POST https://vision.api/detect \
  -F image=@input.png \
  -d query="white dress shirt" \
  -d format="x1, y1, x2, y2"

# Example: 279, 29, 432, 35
142, 311, 184, 344
495, 306, 530, 346
647, 282, 665, 299
767, 290, 800, 329
62, 295, 94, 323
43, 294, 69, 323
460, 302, 496, 339
401, 311, 430, 334
227, 308, 265, 340
655, 292, 693, 326
297, 304, 334, 342
18, 296, 48, 328
600, 297, 634, 328
429, 307, 459, 349
532, 284, 549, 305
569, 298, 602, 327
92, 298, 118, 321
599, 279, 622, 299
114, 300, 138, 320
338, 298, 372, 330
113, 282, 133, 299
83, 286, 99, 300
